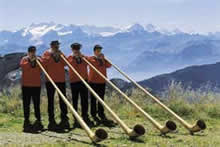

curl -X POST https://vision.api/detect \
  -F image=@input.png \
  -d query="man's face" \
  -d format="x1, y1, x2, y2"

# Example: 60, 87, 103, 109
94, 49, 102, 56
28, 51, 36, 58
73, 49, 80, 56
51, 44, 59, 51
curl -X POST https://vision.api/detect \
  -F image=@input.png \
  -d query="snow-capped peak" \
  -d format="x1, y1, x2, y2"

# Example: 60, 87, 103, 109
21, 22, 67, 43
29, 23, 63, 36
125, 24, 145, 32
145, 24, 157, 32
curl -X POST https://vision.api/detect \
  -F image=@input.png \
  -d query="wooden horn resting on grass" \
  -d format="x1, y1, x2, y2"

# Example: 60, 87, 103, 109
104, 57, 206, 135
60, 55, 145, 138
36, 59, 108, 143
83, 57, 177, 135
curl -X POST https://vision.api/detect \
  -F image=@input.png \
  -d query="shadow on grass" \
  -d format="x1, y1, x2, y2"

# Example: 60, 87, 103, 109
91, 143, 108, 147
150, 133, 176, 139
40, 132, 96, 145
129, 137, 145, 144
107, 130, 126, 135
175, 132, 207, 137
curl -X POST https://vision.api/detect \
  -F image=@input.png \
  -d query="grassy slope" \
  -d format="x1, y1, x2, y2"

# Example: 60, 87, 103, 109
0, 113, 220, 147
0, 83, 220, 146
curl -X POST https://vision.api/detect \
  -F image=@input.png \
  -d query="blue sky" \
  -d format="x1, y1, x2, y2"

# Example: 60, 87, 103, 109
0, 0, 219, 33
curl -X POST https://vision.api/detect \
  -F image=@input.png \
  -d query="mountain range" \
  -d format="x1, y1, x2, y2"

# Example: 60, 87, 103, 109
1, 22, 220, 80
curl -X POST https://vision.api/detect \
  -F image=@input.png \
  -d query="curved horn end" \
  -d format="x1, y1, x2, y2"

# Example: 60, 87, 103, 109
190, 120, 206, 134
134, 124, 146, 136
129, 124, 145, 138
197, 120, 206, 130
92, 129, 108, 143
166, 120, 177, 131
160, 120, 177, 135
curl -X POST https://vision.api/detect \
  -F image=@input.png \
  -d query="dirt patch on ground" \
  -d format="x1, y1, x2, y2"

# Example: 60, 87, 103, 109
0, 131, 92, 146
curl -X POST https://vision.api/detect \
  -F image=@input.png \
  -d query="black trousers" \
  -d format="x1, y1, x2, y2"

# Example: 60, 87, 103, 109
89, 83, 106, 118
22, 86, 41, 122
45, 82, 68, 122
70, 81, 88, 119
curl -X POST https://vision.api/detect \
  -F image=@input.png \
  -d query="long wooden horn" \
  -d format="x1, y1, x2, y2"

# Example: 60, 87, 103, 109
105, 57, 206, 135
36, 59, 108, 143
61, 55, 145, 138
82, 57, 176, 135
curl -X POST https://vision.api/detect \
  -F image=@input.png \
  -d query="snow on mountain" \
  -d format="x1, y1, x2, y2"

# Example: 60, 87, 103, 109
80, 25, 121, 35
22, 22, 63, 39
1, 22, 220, 80
0, 22, 189, 43
58, 31, 73, 36
122, 23, 145, 33
99, 32, 118, 37
145, 24, 157, 32
120, 23, 186, 35
20, 22, 123, 39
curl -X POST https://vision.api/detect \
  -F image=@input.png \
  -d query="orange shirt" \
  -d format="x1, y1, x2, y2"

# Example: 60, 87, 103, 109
67, 55, 88, 83
88, 56, 111, 84
20, 56, 41, 87
41, 49, 66, 83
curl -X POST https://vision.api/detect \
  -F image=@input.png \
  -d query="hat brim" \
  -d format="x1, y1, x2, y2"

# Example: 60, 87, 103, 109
52, 43, 60, 45
50, 42, 60, 45
72, 48, 80, 50
95, 47, 102, 50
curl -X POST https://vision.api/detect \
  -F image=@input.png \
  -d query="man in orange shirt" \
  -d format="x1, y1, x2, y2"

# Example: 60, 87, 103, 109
67, 43, 94, 128
20, 46, 43, 133
41, 40, 69, 131
88, 45, 112, 123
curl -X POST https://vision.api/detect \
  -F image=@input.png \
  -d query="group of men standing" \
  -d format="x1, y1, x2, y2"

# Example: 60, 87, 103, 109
20, 40, 113, 132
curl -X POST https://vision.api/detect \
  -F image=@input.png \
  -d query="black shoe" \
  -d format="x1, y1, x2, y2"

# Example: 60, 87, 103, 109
48, 120, 59, 131
102, 120, 117, 127
32, 120, 44, 132
23, 120, 32, 133
99, 115, 117, 127
58, 119, 70, 130
99, 114, 107, 120
83, 117, 95, 127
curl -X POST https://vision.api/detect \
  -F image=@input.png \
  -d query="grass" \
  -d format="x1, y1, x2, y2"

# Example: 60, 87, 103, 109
0, 82, 220, 146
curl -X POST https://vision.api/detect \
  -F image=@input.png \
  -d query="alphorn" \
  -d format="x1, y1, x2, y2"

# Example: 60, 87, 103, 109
105, 57, 206, 135
36, 59, 108, 143
60, 55, 145, 138
83, 57, 176, 135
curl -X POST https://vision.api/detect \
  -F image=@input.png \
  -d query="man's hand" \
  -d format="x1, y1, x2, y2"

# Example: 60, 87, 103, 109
99, 53, 104, 59
53, 50, 62, 59
30, 55, 37, 62
56, 50, 62, 55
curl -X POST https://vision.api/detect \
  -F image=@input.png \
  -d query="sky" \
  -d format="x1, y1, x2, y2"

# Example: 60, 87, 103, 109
0, 0, 220, 33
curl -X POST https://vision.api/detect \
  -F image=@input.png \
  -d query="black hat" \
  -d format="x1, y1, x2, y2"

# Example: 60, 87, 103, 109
28, 46, 36, 52
71, 43, 82, 50
94, 44, 103, 51
50, 40, 60, 46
